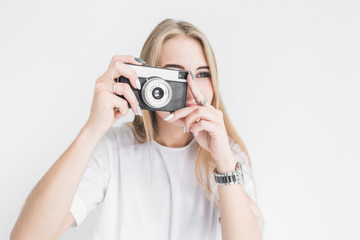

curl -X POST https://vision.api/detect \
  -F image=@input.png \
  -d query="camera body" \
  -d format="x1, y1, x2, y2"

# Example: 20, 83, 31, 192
115, 64, 188, 112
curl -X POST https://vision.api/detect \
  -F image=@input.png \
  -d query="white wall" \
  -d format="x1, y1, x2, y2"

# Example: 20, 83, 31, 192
1, 0, 359, 239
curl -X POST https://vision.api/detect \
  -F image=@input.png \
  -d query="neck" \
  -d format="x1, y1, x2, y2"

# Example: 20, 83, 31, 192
154, 114, 193, 148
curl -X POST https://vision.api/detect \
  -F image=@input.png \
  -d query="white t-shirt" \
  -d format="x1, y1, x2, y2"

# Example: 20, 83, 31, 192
70, 124, 258, 239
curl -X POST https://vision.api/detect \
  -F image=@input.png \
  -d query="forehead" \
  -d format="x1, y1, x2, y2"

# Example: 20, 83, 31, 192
158, 35, 208, 67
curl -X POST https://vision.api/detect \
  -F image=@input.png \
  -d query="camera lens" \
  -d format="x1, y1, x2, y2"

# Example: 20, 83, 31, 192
152, 87, 164, 100
141, 77, 173, 109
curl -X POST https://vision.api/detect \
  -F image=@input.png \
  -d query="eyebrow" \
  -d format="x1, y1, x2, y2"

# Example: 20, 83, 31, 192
162, 64, 209, 70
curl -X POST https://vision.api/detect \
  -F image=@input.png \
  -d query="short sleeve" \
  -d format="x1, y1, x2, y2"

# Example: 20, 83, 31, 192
70, 127, 118, 227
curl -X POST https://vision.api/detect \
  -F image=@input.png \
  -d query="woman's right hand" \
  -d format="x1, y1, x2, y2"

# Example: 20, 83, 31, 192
84, 55, 144, 135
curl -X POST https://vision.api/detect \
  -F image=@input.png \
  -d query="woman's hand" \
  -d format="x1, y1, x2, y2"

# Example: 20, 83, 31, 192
165, 72, 232, 163
84, 55, 143, 136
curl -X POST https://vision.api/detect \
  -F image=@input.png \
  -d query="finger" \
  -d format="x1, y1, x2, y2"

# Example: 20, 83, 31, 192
109, 61, 140, 90
110, 55, 145, 66
109, 94, 129, 117
98, 55, 143, 89
165, 105, 200, 122
113, 82, 140, 115
187, 70, 207, 105
184, 107, 218, 133
190, 120, 215, 137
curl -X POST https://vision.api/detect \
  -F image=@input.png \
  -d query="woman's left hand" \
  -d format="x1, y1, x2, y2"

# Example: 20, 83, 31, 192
165, 72, 232, 163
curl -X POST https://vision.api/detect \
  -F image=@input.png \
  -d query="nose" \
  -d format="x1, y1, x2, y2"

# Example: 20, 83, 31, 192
186, 85, 194, 100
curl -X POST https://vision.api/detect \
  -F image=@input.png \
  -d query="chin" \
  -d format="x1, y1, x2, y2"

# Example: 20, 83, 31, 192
155, 111, 169, 120
172, 119, 185, 127
155, 111, 184, 127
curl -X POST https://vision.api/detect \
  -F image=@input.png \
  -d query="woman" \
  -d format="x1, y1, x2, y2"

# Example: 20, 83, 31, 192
11, 19, 264, 239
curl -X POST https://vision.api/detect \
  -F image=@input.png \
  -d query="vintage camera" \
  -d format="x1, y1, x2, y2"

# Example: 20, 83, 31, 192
114, 64, 188, 112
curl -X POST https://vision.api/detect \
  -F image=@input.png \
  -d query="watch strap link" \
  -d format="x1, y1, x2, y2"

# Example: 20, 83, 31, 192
214, 161, 244, 186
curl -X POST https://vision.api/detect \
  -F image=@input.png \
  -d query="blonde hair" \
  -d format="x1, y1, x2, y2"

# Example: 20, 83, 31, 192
127, 19, 264, 230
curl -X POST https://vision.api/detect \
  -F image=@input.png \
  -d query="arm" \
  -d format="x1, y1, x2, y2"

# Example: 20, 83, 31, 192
10, 55, 144, 240
215, 154, 262, 240
10, 126, 104, 240
160, 67, 263, 239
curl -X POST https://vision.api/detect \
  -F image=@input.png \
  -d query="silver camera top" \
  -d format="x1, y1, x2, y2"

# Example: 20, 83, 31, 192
128, 64, 188, 83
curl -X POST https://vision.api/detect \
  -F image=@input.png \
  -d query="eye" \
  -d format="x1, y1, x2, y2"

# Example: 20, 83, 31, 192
196, 72, 211, 78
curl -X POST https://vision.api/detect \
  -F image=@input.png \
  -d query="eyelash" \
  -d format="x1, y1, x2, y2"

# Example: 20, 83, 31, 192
196, 72, 211, 78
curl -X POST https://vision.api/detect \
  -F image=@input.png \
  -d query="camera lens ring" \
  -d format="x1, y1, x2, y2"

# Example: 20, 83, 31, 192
141, 77, 173, 109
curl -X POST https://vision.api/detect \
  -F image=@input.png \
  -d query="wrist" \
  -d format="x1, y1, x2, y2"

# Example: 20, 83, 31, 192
81, 124, 107, 142
214, 158, 244, 186
214, 153, 236, 173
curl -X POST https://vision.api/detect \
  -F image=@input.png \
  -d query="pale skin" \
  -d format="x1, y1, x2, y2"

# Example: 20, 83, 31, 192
10, 35, 262, 239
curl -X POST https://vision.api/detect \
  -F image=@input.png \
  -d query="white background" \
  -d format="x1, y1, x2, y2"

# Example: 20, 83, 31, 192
1, 0, 359, 239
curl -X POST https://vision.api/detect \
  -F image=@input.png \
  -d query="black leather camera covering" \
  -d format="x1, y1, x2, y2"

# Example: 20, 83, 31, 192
115, 76, 188, 112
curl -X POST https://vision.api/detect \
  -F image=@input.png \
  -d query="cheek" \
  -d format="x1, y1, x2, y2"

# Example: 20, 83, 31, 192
198, 79, 214, 102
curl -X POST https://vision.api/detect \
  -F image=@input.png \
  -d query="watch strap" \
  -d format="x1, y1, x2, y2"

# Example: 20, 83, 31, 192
214, 161, 244, 186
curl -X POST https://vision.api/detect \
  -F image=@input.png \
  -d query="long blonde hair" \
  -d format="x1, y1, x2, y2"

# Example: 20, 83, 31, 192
127, 18, 264, 230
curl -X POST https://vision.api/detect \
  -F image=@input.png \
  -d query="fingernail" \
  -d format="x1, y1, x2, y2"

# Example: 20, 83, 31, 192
137, 106, 142, 116
163, 113, 174, 121
183, 125, 187, 133
190, 70, 194, 80
135, 57, 146, 64
136, 79, 141, 90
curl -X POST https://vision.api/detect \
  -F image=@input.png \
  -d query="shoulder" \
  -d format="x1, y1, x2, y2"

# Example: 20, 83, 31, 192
96, 123, 137, 150
90, 123, 137, 172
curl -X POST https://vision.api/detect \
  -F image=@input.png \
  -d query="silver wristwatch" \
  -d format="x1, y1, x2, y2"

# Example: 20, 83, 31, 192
214, 161, 244, 186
